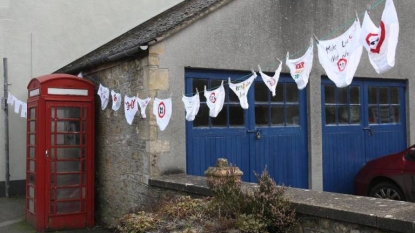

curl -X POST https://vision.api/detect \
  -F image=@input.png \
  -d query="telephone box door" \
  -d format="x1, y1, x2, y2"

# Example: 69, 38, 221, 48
45, 102, 94, 229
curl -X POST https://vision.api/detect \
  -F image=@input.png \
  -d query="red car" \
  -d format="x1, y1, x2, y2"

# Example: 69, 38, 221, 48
354, 145, 415, 201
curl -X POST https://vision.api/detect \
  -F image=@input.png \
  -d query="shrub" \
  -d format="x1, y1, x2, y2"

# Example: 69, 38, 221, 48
117, 167, 296, 232
207, 166, 297, 233
206, 165, 245, 219
236, 214, 267, 233
246, 168, 297, 233
116, 211, 160, 233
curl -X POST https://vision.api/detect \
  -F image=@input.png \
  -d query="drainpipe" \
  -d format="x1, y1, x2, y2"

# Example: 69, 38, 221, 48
107, 44, 149, 61
3, 58, 9, 198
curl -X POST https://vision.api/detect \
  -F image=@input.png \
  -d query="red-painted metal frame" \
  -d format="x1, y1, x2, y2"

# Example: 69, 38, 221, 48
26, 74, 95, 232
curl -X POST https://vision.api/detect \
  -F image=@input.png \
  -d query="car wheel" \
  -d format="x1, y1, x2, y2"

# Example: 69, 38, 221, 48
369, 182, 405, 201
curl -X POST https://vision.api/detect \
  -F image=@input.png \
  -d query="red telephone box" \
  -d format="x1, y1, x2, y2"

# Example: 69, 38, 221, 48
26, 74, 95, 232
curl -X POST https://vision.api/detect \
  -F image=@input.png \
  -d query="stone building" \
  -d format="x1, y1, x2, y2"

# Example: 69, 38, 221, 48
58, 0, 415, 226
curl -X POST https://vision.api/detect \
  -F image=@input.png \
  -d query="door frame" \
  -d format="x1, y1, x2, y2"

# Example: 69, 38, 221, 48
44, 101, 94, 229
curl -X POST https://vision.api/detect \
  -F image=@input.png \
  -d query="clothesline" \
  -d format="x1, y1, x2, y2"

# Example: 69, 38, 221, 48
6, 0, 394, 130
81, 0, 387, 98
88, 0, 399, 129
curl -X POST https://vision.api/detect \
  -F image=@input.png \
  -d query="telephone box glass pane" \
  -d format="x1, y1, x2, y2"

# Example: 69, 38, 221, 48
57, 121, 80, 133
57, 107, 80, 118
57, 188, 80, 199
57, 202, 80, 214
57, 148, 80, 159
57, 174, 80, 186
29, 134, 35, 145
56, 134, 80, 145
29, 121, 35, 133
50, 190, 55, 201
57, 161, 80, 172
50, 203, 55, 214
29, 161, 35, 172
29, 173, 35, 185
29, 200, 34, 213
29, 186, 34, 198
82, 133, 86, 145
29, 108, 35, 119
29, 147, 35, 159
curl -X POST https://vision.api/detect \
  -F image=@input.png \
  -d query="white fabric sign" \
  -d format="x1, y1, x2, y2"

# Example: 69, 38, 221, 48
137, 97, 151, 118
259, 63, 281, 96
20, 102, 27, 118
7, 92, 15, 106
229, 73, 257, 109
204, 81, 225, 118
360, 0, 399, 74
14, 99, 21, 114
317, 19, 363, 88
153, 97, 172, 131
97, 84, 109, 110
182, 92, 200, 121
111, 90, 122, 111
286, 39, 314, 90
124, 95, 138, 125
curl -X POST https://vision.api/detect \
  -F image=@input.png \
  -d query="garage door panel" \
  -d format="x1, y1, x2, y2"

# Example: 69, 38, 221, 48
186, 69, 308, 187
366, 129, 406, 161
323, 131, 365, 193
188, 134, 250, 180
252, 132, 308, 188
322, 79, 406, 194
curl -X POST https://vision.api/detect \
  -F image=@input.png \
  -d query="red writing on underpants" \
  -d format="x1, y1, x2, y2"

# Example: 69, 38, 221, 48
125, 99, 136, 110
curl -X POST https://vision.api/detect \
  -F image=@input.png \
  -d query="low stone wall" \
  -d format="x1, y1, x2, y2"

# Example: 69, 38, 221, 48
149, 174, 415, 233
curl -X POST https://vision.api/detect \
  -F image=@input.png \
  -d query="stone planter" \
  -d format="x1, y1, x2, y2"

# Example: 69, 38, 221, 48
204, 158, 243, 182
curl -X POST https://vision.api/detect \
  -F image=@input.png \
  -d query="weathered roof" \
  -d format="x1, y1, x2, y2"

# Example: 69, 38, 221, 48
57, 0, 233, 74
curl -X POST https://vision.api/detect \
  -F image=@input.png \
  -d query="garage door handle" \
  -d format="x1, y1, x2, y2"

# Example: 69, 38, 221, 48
247, 130, 261, 140
363, 127, 373, 136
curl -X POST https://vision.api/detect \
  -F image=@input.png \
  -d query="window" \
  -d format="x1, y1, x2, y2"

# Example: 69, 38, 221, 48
192, 78, 244, 128
324, 85, 361, 125
368, 86, 400, 124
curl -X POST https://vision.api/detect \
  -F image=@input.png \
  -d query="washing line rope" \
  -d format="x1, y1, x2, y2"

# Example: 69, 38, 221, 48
83, 0, 387, 97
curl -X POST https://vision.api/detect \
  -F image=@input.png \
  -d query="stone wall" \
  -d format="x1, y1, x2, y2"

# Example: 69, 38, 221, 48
294, 214, 391, 233
149, 174, 414, 233
85, 44, 172, 226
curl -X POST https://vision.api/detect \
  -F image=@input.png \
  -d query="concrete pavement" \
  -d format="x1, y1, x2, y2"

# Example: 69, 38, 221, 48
0, 196, 113, 233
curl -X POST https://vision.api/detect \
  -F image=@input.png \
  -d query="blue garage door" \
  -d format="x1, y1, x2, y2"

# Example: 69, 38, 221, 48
322, 78, 407, 194
185, 69, 308, 188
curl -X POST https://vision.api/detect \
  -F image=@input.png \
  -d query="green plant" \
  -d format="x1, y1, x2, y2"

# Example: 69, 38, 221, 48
246, 168, 297, 233
236, 214, 267, 233
116, 166, 296, 233
206, 165, 245, 219
116, 211, 160, 233
207, 166, 297, 233
162, 195, 209, 220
